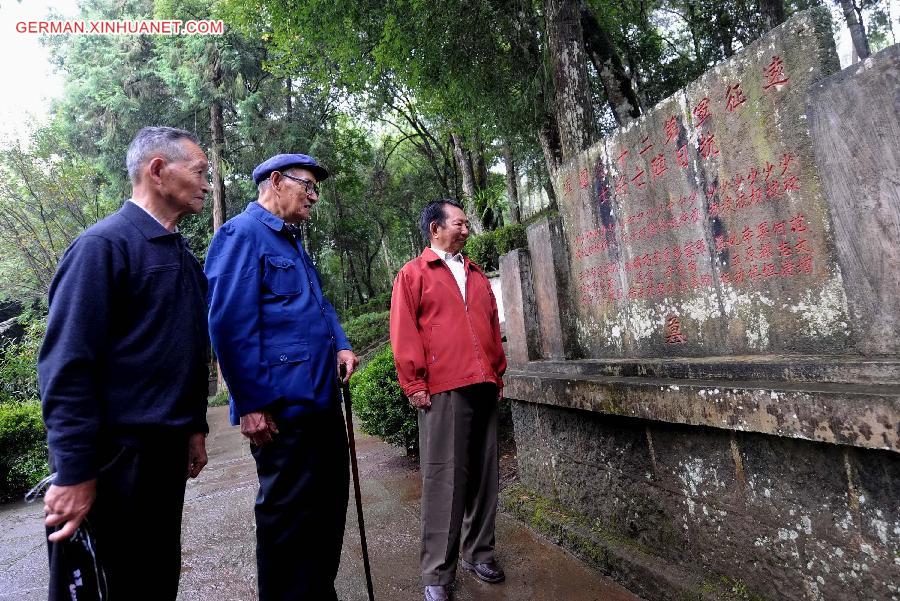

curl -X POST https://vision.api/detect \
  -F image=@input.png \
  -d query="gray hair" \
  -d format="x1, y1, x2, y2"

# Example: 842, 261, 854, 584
126, 126, 200, 183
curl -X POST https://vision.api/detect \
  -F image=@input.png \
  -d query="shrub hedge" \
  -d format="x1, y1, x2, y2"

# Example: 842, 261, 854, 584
0, 400, 48, 502
349, 345, 418, 454
341, 291, 391, 321
343, 310, 390, 354
463, 223, 528, 272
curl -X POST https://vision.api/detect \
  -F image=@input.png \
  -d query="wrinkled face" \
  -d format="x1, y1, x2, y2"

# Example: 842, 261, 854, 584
273, 167, 319, 223
159, 140, 210, 216
432, 204, 469, 254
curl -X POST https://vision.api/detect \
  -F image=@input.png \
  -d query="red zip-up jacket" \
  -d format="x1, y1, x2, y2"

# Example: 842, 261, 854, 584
390, 248, 506, 397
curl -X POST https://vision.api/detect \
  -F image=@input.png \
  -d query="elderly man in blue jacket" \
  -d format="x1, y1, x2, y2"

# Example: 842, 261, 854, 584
205, 153, 359, 601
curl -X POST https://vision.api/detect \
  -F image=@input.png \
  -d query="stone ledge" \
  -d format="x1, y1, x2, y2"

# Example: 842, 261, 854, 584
501, 483, 767, 601
504, 366, 900, 452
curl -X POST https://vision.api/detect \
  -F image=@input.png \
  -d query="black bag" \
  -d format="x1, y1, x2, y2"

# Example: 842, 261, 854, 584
27, 474, 109, 601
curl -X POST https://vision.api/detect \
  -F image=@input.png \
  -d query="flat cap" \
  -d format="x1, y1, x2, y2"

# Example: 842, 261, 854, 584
252, 153, 329, 185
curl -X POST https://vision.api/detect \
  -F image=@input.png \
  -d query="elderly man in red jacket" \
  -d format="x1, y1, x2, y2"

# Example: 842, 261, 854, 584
390, 199, 508, 601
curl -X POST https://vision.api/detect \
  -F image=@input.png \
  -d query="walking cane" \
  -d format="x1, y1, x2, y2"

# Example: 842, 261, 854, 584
340, 368, 376, 601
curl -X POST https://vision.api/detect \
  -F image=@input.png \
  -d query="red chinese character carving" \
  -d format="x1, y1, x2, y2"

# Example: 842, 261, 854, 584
746, 246, 757, 261
741, 226, 753, 244
747, 264, 761, 280
695, 239, 707, 254
766, 179, 782, 198
747, 167, 760, 186
749, 185, 763, 205
693, 97, 712, 127
735, 190, 750, 209
706, 183, 718, 200
757, 221, 771, 238
563, 175, 573, 197
782, 174, 800, 192
698, 132, 719, 159
733, 268, 745, 283
779, 153, 795, 176
715, 235, 726, 252
664, 116, 679, 145
761, 263, 777, 277
725, 83, 748, 112
615, 175, 629, 196
650, 154, 668, 178
617, 149, 629, 167
631, 169, 647, 190
665, 315, 687, 344
684, 242, 695, 258
763, 55, 790, 90
778, 240, 792, 257
639, 135, 654, 155
773, 221, 786, 237
781, 259, 794, 277
579, 168, 590, 189
675, 144, 689, 168
720, 272, 732, 285
764, 162, 776, 181
796, 255, 813, 274
759, 242, 774, 259
709, 203, 721, 218
790, 213, 807, 232
733, 173, 745, 189
794, 238, 813, 254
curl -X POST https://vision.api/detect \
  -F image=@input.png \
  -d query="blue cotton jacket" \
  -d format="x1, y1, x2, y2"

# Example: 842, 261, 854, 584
205, 202, 351, 424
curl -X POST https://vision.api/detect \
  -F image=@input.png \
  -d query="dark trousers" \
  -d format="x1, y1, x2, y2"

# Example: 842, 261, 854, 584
47, 435, 190, 601
252, 404, 350, 601
418, 384, 499, 586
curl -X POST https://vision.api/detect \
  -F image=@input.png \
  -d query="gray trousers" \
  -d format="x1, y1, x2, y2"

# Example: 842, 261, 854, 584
418, 383, 499, 586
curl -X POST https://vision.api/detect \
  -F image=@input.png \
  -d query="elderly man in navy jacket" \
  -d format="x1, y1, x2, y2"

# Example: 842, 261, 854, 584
38, 126, 211, 600
205, 153, 359, 601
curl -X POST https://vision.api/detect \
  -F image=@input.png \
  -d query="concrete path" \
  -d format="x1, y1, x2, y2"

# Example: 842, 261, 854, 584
1, 406, 642, 601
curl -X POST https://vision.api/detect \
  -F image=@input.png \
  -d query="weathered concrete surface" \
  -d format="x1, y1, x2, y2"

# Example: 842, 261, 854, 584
807, 43, 900, 356
0, 406, 643, 601
499, 249, 541, 367
511, 400, 900, 601
505, 362, 900, 452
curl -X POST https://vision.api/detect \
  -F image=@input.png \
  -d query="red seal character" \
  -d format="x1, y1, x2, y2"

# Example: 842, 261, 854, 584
664, 116, 679, 145
725, 82, 748, 112
698, 132, 719, 159
650, 153, 668, 179
693, 97, 712, 127
675, 144, 690, 168
790, 213, 807, 233
665, 315, 687, 344
763, 55, 790, 90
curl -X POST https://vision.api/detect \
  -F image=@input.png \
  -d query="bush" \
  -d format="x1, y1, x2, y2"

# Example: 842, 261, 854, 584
208, 389, 230, 407
350, 345, 418, 453
494, 223, 527, 256
341, 291, 391, 320
0, 314, 45, 404
343, 310, 390, 353
0, 400, 48, 502
464, 231, 498, 271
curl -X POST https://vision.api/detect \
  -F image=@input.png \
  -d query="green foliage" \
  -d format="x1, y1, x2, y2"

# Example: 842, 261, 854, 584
0, 313, 45, 405
464, 231, 498, 271
342, 310, 390, 354
349, 345, 417, 453
208, 389, 230, 407
494, 223, 527, 256
342, 291, 392, 320
0, 400, 48, 502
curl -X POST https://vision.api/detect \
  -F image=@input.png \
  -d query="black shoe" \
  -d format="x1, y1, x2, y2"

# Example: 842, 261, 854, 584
460, 558, 505, 583
424, 584, 450, 601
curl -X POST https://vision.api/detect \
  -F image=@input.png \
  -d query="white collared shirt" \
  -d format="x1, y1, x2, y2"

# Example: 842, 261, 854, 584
431, 244, 467, 302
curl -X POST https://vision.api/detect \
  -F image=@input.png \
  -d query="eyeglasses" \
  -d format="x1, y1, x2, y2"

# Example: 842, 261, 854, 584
277, 172, 320, 196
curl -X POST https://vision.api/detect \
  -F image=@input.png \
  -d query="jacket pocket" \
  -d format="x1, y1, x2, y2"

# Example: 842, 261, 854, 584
265, 343, 313, 401
426, 324, 441, 364
263, 256, 302, 296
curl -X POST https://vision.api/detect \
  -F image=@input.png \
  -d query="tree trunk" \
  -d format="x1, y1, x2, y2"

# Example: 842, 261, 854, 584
579, 2, 640, 126
545, 0, 597, 163
208, 46, 226, 232
839, 0, 871, 60
450, 132, 485, 234
717, 7, 735, 58
501, 143, 521, 224
759, 0, 786, 30
285, 78, 293, 122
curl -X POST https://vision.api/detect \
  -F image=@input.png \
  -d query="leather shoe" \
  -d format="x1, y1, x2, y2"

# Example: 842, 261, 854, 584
460, 558, 505, 583
424, 584, 450, 601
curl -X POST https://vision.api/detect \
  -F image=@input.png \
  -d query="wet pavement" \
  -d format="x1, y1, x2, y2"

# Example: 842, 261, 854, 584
0, 406, 642, 601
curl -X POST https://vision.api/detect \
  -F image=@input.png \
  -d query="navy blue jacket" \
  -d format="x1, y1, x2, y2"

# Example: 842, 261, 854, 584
38, 202, 210, 486
205, 202, 351, 425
